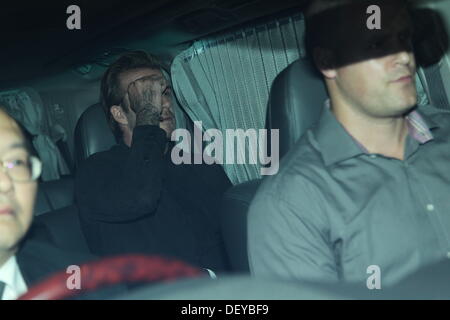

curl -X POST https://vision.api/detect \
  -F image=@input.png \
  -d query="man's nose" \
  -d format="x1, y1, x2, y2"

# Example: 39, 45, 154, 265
161, 95, 171, 109
393, 49, 414, 68
0, 168, 13, 193
393, 40, 414, 66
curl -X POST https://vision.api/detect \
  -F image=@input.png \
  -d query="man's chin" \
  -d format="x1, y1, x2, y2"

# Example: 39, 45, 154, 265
399, 97, 417, 114
387, 93, 417, 116
0, 232, 22, 254
398, 87, 417, 106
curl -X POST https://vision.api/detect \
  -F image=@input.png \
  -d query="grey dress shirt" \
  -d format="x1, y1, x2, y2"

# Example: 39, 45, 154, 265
248, 104, 450, 287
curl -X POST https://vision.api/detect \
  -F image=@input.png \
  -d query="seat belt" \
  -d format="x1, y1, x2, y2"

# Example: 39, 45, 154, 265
422, 60, 450, 111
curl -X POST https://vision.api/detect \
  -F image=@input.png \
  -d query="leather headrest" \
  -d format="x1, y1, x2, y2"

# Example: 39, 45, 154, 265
74, 103, 115, 167
266, 59, 328, 158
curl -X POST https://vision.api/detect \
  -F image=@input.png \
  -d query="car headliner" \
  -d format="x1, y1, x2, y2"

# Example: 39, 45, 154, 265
0, 0, 308, 88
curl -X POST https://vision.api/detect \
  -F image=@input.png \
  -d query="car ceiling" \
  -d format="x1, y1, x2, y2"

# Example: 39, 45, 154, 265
0, 0, 308, 89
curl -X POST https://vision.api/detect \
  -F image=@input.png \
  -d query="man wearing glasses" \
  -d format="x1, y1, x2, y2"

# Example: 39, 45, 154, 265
0, 107, 94, 300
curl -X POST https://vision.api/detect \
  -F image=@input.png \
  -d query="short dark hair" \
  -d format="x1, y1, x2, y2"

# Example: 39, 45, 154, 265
100, 51, 165, 141
304, 0, 411, 65
304, 0, 343, 60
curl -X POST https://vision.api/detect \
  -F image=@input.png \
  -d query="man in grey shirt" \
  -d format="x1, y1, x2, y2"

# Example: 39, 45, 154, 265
248, 0, 450, 286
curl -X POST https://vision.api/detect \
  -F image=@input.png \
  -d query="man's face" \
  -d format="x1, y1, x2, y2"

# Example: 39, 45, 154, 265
0, 110, 37, 254
320, 2, 417, 118
119, 68, 175, 137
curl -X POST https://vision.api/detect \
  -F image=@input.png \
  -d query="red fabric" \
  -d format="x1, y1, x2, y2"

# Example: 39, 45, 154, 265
19, 255, 204, 300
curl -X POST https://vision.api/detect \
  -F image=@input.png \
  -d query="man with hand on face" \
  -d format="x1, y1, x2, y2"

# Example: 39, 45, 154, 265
75, 51, 231, 273
0, 108, 99, 300
248, 0, 450, 286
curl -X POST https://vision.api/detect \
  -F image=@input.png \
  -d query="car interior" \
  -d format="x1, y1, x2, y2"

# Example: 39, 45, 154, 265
2, 0, 450, 299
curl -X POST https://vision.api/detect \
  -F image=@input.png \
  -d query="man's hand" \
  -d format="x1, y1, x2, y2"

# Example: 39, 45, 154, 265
126, 75, 164, 127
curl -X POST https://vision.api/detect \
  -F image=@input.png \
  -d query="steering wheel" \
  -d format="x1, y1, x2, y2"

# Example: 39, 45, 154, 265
18, 255, 205, 300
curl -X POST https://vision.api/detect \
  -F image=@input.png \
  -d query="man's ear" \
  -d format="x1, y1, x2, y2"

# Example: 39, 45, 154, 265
313, 47, 337, 79
110, 105, 129, 125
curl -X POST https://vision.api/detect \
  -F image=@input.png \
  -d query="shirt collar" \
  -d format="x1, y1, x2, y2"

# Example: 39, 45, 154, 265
406, 108, 439, 140
312, 100, 440, 166
0, 255, 27, 300
313, 102, 365, 166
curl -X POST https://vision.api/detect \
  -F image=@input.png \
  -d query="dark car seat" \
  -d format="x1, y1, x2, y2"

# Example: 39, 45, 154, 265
220, 58, 327, 273
266, 58, 327, 159
32, 205, 90, 253
74, 103, 116, 167
32, 103, 116, 254
32, 176, 85, 250
34, 175, 75, 216
34, 103, 115, 216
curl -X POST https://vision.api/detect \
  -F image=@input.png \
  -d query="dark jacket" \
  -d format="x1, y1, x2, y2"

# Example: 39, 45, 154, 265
75, 125, 232, 272
17, 239, 94, 287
